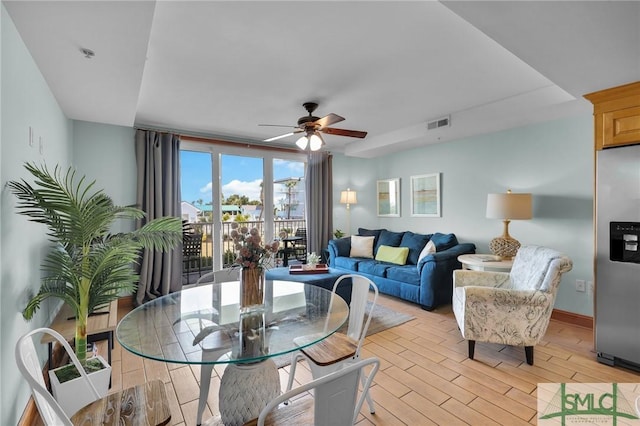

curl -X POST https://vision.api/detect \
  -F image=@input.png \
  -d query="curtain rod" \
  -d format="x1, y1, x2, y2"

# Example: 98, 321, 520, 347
135, 127, 300, 154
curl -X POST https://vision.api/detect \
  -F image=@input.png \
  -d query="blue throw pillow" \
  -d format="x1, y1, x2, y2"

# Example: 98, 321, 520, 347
376, 230, 405, 254
430, 232, 458, 251
358, 228, 386, 249
400, 231, 432, 264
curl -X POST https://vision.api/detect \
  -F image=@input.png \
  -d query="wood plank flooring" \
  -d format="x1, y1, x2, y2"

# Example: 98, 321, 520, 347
36, 294, 640, 425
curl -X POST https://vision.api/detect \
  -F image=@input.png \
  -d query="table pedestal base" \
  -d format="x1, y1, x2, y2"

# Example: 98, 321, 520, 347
218, 359, 281, 426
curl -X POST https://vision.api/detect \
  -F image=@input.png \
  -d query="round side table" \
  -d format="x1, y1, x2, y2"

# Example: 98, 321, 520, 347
457, 254, 513, 272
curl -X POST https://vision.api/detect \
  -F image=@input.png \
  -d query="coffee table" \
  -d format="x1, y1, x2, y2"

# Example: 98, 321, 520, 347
266, 266, 352, 305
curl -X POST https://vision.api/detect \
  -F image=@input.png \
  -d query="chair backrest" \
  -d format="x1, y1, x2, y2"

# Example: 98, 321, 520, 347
295, 227, 307, 242
509, 245, 573, 292
183, 233, 202, 257
15, 328, 102, 425
257, 357, 380, 426
331, 274, 378, 354
196, 268, 239, 286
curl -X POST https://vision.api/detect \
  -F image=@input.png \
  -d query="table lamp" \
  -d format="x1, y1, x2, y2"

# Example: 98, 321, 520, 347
340, 188, 357, 234
486, 190, 532, 259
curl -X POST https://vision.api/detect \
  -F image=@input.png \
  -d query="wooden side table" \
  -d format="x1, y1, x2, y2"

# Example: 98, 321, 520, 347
458, 254, 513, 272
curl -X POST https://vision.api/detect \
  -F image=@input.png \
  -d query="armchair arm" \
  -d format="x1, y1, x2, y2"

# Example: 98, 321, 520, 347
417, 242, 476, 309
462, 286, 553, 307
327, 237, 351, 264
453, 270, 510, 289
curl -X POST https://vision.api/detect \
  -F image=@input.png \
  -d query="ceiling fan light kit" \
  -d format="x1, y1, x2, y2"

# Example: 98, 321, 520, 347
261, 102, 367, 151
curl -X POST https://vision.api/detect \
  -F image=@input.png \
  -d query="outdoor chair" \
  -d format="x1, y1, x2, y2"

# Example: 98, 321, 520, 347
293, 227, 307, 262
183, 232, 203, 283
15, 327, 171, 426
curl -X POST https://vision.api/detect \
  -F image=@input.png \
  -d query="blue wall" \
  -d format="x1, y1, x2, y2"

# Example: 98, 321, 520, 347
333, 115, 594, 316
1, 4, 73, 424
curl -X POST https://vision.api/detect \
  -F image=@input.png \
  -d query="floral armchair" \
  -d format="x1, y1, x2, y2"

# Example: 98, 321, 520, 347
452, 245, 573, 365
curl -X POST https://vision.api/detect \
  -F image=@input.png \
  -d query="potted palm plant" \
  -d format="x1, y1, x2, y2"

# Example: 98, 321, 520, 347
8, 163, 181, 413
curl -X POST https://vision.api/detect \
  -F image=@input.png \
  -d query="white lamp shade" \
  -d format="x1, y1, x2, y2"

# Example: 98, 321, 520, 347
340, 189, 358, 205
295, 135, 308, 150
309, 133, 323, 151
486, 192, 532, 220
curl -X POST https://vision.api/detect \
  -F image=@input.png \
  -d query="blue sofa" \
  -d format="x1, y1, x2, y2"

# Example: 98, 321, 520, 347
327, 228, 476, 310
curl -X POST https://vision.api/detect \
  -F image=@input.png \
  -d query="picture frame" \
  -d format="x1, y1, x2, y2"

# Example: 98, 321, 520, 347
410, 173, 441, 217
376, 178, 400, 217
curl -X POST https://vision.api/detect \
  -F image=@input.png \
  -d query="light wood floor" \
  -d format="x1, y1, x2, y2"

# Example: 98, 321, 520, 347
105, 295, 639, 425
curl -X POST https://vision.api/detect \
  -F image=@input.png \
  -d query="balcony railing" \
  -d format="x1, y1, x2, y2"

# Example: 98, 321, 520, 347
184, 219, 306, 271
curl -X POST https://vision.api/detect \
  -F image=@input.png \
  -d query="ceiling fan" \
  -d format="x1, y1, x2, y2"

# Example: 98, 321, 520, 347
260, 102, 367, 151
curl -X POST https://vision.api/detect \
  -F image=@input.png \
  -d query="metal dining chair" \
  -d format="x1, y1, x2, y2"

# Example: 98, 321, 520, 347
285, 274, 379, 414
248, 357, 380, 426
15, 327, 171, 426
194, 268, 240, 426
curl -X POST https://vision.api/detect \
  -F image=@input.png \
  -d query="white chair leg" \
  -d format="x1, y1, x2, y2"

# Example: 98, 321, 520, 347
284, 352, 304, 405
197, 364, 214, 425
361, 372, 376, 414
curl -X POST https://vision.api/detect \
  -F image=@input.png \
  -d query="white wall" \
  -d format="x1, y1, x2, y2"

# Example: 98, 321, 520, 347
1, 4, 73, 424
333, 114, 594, 316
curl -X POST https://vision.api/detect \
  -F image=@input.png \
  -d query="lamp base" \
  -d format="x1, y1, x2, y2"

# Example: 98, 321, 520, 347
489, 236, 521, 260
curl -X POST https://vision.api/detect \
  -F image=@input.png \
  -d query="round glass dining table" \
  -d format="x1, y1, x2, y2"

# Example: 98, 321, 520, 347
116, 279, 349, 426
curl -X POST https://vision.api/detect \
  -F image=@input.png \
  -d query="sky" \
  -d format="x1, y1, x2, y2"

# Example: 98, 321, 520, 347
180, 150, 304, 206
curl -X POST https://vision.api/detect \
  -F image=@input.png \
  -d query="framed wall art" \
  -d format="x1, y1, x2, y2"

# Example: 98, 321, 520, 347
410, 173, 441, 217
376, 178, 400, 217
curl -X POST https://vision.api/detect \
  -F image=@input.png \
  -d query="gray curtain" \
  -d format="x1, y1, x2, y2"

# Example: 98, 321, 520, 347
134, 130, 182, 306
305, 152, 333, 259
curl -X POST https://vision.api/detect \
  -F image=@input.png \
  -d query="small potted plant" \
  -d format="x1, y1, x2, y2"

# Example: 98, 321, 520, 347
8, 163, 182, 414
304, 252, 321, 270
334, 229, 345, 239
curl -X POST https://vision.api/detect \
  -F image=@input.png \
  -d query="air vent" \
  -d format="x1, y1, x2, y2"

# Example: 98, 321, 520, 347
427, 116, 450, 130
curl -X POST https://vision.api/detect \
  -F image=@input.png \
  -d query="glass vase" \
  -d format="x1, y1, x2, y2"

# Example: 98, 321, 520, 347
239, 267, 265, 313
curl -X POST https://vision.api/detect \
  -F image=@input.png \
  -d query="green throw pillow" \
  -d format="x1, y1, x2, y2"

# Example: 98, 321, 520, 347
375, 245, 409, 265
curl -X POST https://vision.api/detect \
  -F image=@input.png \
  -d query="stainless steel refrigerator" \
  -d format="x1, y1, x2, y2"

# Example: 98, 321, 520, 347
595, 144, 640, 369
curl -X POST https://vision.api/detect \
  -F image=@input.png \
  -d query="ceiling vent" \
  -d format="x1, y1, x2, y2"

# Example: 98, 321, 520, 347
427, 115, 450, 130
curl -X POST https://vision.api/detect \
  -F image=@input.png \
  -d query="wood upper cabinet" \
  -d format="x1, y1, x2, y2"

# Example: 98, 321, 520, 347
584, 81, 640, 150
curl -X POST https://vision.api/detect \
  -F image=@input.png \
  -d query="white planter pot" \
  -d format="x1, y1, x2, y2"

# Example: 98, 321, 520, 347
48, 355, 111, 417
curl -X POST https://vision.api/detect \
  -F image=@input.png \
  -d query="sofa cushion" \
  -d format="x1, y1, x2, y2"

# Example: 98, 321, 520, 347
417, 240, 437, 267
400, 231, 432, 264
357, 228, 385, 249
375, 245, 410, 265
386, 265, 421, 286
376, 230, 405, 253
350, 235, 375, 258
357, 259, 392, 277
430, 232, 458, 251
333, 256, 362, 270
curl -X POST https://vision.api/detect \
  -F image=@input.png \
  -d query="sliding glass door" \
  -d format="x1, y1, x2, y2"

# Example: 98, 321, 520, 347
180, 140, 307, 278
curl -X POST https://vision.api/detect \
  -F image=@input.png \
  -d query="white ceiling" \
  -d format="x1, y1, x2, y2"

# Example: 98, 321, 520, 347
4, 1, 639, 158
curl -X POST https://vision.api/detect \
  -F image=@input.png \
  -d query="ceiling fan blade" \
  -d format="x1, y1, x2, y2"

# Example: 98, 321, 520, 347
321, 127, 368, 139
259, 124, 298, 128
314, 113, 345, 129
264, 129, 303, 142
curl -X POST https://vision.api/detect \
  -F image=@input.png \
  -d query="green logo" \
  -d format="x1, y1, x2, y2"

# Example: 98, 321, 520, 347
539, 383, 640, 425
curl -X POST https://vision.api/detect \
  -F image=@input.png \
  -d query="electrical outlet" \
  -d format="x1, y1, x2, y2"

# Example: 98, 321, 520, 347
576, 279, 586, 292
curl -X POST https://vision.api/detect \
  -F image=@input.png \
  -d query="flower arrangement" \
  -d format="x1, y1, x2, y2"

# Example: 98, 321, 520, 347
230, 223, 279, 269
